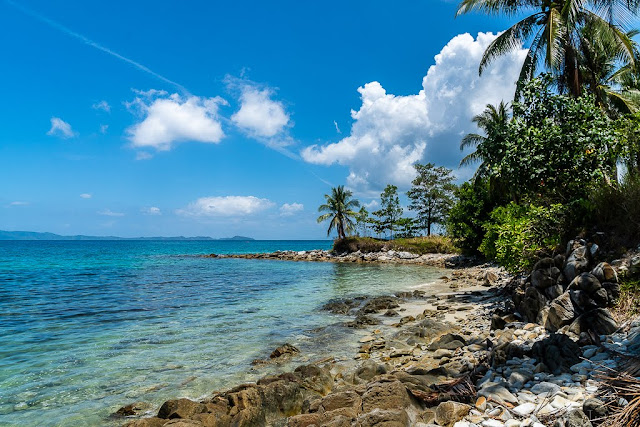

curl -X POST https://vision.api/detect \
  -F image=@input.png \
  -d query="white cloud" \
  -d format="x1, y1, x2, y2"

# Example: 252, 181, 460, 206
47, 117, 76, 138
99, 124, 109, 134
92, 100, 111, 113
126, 91, 227, 151
9, 201, 29, 206
80, 193, 92, 199
142, 206, 161, 215
98, 209, 125, 217
230, 81, 290, 138
301, 32, 527, 192
364, 200, 379, 210
177, 196, 275, 217
135, 151, 153, 160
280, 202, 304, 216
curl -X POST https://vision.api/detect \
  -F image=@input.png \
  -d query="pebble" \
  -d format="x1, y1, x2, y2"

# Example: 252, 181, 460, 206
512, 402, 536, 416
482, 420, 505, 427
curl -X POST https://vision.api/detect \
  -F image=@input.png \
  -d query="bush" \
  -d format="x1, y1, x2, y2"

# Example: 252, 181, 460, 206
332, 237, 385, 254
332, 236, 458, 255
479, 203, 566, 273
446, 180, 494, 254
590, 173, 640, 247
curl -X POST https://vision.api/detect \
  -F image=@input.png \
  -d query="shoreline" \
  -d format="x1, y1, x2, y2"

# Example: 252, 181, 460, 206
118, 249, 637, 427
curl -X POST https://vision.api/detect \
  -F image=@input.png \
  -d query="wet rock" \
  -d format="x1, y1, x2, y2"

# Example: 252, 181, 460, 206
434, 401, 470, 427
294, 364, 333, 396
270, 344, 300, 359
384, 309, 399, 317
359, 297, 400, 314
322, 299, 360, 314
347, 314, 379, 328
158, 398, 207, 419
116, 401, 151, 417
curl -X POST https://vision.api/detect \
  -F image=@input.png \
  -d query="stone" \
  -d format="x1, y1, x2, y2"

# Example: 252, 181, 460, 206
270, 343, 300, 359
568, 273, 602, 295
491, 314, 507, 330
123, 419, 167, 427
475, 396, 487, 411
356, 360, 387, 381
294, 364, 333, 395
564, 246, 590, 283
478, 384, 518, 405
531, 334, 581, 375
485, 271, 499, 286
116, 401, 151, 417
519, 287, 548, 324
361, 379, 411, 412
591, 263, 617, 284
427, 333, 467, 351
553, 409, 592, 427
546, 293, 576, 331
512, 403, 536, 417
482, 420, 505, 427
359, 296, 400, 314
158, 398, 207, 419
568, 309, 618, 336
531, 381, 561, 395
434, 401, 471, 427
357, 408, 410, 426
583, 398, 608, 420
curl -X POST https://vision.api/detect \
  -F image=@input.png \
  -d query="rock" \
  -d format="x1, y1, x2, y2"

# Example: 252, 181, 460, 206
475, 396, 487, 411
519, 287, 548, 324
320, 391, 362, 412
434, 401, 471, 427
531, 381, 561, 395
490, 342, 526, 367
361, 379, 411, 412
356, 360, 387, 381
123, 419, 167, 427
568, 308, 618, 336
602, 282, 621, 305
116, 401, 151, 417
512, 402, 536, 416
568, 273, 602, 295
384, 309, 399, 317
531, 334, 581, 375
591, 263, 618, 284
287, 413, 323, 427
478, 384, 518, 406
163, 420, 203, 427
348, 314, 379, 328
359, 297, 400, 314
554, 409, 593, 427
482, 420, 505, 427
564, 246, 590, 283
356, 408, 409, 427
293, 364, 333, 395
485, 271, 499, 286
158, 398, 207, 419
270, 344, 300, 359
583, 398, 608, 420
322, 299, 359, 314
546, 292, 577, 331
427, 333, 467, 351
491, 314, 507, 330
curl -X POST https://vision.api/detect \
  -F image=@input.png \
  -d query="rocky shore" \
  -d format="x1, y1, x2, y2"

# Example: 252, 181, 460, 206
204, 250, 474, 268
118, 245, 640, 427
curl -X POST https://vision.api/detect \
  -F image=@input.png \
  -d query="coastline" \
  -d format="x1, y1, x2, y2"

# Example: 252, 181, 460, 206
117, 249, 637, 427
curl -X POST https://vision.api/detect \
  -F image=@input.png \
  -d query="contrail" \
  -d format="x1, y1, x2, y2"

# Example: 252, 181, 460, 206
5, 0, 189, 95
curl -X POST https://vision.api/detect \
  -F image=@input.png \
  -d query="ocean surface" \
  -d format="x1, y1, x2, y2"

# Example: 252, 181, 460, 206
0, 240, 444, 426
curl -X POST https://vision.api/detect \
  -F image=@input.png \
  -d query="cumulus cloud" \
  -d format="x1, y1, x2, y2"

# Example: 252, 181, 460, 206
142, 206, 161, 215
92, 100, 111, 113
301, 32, 527, 192
47, 117, 76, 138
98, 209, 124, 217
126, 91, 227, 151
230, 81, 290, 138
80, 193, 92, 199
177, 196, 275, 217
280, 203, 304, 216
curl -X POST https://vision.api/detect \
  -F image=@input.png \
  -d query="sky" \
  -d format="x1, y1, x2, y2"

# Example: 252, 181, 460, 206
0, 0, 528, 239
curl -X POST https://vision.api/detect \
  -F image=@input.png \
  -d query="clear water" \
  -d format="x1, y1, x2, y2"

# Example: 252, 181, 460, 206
0, 241, 444, 426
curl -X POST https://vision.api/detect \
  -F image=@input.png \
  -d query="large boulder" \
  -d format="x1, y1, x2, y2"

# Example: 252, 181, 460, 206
531, 334, 581, 375
546, 292, 577, 331
519, 286, 548, 323
591, 262, 618, 284
568, 308, 618, 336
158, 398, 207, 419
361, 378, 411, 413
434, 401, 471, 427
564, 245, 590, 283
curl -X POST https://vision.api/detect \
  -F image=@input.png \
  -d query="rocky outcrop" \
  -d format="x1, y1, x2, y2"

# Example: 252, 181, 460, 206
512, 240, 620, 339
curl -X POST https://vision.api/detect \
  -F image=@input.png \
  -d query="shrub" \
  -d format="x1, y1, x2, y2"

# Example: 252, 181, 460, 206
332, 237, 385, 254
332, 236, 458, 255
446, 180, 494, 254
590, 173, 640, 247
479, 203, 566, 273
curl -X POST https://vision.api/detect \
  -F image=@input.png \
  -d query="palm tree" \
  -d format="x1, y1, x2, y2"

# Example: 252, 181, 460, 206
317, 186, 361, 239
456, 0, 638, 97
460, 101, 511, 180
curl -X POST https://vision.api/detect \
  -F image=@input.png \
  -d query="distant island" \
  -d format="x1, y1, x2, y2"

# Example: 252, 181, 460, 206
0, 230, 254, 241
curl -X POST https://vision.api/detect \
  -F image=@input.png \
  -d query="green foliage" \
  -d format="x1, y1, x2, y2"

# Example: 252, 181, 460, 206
317, 186, 360, 239
589, 172, 640, 246
406, 163, 456, 236
333, 237, 385, 254
373, 184, 403, 239
395, 217, 418, 238
479, 203, 566, 273
446, 179, 495, 254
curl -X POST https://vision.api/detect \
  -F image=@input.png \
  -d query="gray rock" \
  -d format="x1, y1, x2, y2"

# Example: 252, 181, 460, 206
568, 308, 618, 336
583, 398, 608, 420
547, 292, 576, 331
554, 409, 593, 427
478, 384, 518, 405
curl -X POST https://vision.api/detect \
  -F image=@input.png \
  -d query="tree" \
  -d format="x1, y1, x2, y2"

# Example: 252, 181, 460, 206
406, 163, 456, 236
395, 217, 418, 238
456, 0, 638, 98
317, 186, 360, 239
373, 185, 403, 240
355, 206, 370, 237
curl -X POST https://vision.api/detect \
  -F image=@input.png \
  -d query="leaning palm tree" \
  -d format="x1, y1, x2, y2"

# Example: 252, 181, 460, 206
456, 0, 638, 97
317, 186, 360, 239
460, 101, 510, 180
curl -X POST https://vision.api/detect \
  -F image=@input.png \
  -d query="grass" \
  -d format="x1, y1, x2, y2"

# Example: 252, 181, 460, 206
332, 236, 459, 255
612, 279, 640, 326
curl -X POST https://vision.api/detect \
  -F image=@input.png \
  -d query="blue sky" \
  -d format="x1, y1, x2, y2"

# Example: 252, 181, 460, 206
0, 0, 526, 239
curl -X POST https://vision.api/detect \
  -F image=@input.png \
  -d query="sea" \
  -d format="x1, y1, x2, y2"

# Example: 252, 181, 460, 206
0, 240, 445, 426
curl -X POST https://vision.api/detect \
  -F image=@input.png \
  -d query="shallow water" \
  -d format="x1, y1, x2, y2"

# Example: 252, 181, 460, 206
0, 241, 444, 426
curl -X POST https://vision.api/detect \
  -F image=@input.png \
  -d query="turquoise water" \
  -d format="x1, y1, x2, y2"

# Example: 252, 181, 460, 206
0, 241, 443, 426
